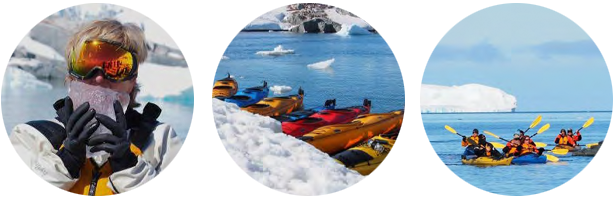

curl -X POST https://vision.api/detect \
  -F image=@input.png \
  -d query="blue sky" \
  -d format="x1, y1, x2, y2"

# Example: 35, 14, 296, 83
422, 3, 612, 111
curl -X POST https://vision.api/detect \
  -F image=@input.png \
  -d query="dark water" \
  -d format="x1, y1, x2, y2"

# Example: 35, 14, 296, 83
216, 32, 404, 113
423, 112, 610, 196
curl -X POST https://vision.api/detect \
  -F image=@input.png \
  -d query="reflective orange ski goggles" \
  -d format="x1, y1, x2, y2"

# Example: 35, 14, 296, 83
69, 39, 138, 82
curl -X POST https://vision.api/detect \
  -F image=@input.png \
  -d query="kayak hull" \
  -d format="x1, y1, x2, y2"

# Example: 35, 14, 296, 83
212, 77, 238, 99
242, 94, 303, 117
333, 135, 395, 175
282, 105, 370, 137
461, 157, 513, 166
554, 145, 582, 152
225, 85, 269, 107
512, 153, 547, 164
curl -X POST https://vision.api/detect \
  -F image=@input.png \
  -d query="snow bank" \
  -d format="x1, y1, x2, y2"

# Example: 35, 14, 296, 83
213, 55, 230, 60
336, 24, 371, 36
256, 45, 295, 56
218, 3, 289, 30
421, 84, 517, 113
213, 99, 363, 195
4, 67, 52, 90
17, 36, 64, 61
324, 8, 371, 30
137, 63, 192, 99
307, 58, 335, 69
270, 85, 292, 95
379, 27, 405, 37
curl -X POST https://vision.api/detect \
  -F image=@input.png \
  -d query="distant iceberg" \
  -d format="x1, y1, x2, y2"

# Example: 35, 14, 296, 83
270, 85, 292, 94
256, 45, 295, 56
244, 6, 290, 31
4, 67, 52, 90
421, 84, 517, 113
17, 36, 64, 61
336, 24, 371, 36
137, 63, 192, 101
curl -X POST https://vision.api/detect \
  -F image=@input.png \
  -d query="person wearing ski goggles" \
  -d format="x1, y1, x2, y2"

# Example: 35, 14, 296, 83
10, 20, 182, 196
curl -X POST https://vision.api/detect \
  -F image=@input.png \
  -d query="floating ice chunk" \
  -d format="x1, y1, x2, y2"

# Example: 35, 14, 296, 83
421, 83, 517, 113
5, 67, 52, 90
270, 85, 292, 95
213, 55, 230, 60
256, 45, 295, 56
336, 24, 372, 36
307, 58, 335, 69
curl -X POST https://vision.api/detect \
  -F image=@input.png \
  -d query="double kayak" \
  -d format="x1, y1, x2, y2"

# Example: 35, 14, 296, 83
462, 157, 513, 166
225, 81, 269, 107
299, 110, 404, 154
554, 145, 582, 152
241, 88, 304, 117
282, 99, 371, 137
212, 74, 238, 99
572, 141, 602, 156
333, 133, 397, 175
512, 153, 547, 164
273, 99, 336, 122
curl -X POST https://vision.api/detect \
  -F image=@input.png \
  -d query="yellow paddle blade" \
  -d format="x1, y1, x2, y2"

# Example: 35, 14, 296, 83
550, 148, 569, 155
444, 125, 457, 134
483, 131, 501, 140
586, 143, 599, 148
530, 115, 542, 129
491, 142, 505, 149
537, 123, 551, 134
583, 117, 595, 129
545, 154, 559, 162
535, 142, 547, 148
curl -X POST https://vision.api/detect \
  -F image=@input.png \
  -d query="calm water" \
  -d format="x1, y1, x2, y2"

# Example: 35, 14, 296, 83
2, 78, 192, 141
423, 112, 611, 196
216, 32, 404, 113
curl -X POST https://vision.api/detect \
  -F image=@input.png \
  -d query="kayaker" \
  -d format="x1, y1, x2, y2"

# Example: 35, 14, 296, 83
519, 136, 545, 156
506, 133, 520, 147
462, 129, 480, 147
482, 143, 504, 159
8, 20, 182, 196
503, 138, 521, 157
555, 128, 577, 147
568, 128, 582, 144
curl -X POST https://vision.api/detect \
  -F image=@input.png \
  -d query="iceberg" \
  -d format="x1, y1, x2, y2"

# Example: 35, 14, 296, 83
307, 58, 335, 69
137, 63, 192, 100
270, 85, 292, 95
221, 55, 229, 60
256, 45, 295, 56
213, 99, 363, 195
244, 6, 290, 31
421, 84, 517, 113
17, 36, 64, 61
336, 24, 372, 36
4, 67, 52, 90
324, 8, 372, 30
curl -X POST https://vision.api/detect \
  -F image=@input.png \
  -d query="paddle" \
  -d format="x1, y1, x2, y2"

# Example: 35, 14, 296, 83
529, 123, 551, 138
577, 117, 595, 132
445, 125, 478, 146
490, 142, 506, 149
485, 130, 547, 148
545, 148, 569, 155
586, 143, 600, 148
545, 154, 559, 162
524, 115, 542, 133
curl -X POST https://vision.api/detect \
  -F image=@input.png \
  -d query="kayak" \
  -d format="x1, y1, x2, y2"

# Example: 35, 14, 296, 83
333, 133, 397, 175
572, 142, 602, 156
461, 157, 513, 166
241, 88, 304, 117
273, 99, 336, 122
512, 153, 547, 164
299, 110, 404, 154
212, 74, 238, 99
225, 81, 269, 107
282, 99, 371, 137
554, 145, 582, 152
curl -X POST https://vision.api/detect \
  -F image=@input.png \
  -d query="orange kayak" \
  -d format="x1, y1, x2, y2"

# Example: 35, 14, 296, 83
299, 110, 404, 154
241, 88, 304, 117
212, 74, 238, 99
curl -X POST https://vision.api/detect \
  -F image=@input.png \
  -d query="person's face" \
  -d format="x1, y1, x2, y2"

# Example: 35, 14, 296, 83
472, 132, 478, 137
79, 70, 136, 94
567, 131, 573, 136
561, 130, 565, 135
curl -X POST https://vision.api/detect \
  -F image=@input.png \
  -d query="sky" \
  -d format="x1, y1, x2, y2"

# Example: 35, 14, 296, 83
422, 3, 612, 111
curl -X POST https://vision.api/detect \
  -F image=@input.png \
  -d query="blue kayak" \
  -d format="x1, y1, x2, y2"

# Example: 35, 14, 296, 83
273, 99, 336, 122
512, 153, 547, 164
225, 81, 269, 107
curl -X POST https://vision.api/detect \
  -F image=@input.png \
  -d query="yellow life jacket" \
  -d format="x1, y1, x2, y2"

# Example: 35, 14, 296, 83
68, 144, 142, 196
558, 135, 568, 145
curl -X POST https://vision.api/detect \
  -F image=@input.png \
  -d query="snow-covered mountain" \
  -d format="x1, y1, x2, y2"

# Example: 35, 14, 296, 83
421, 84, 517, 113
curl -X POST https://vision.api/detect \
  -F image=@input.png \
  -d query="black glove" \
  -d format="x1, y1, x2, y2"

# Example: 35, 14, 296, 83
462, 136, 467, 141
55, 97, 99, 179
126, 103, 161, 150
88, 100, 137, 173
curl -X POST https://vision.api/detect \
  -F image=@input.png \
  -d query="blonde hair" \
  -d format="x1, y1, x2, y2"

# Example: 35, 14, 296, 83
65, 19, 148, 65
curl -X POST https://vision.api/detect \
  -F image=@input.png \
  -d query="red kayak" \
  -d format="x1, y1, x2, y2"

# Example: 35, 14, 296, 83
282, 99, 371, 137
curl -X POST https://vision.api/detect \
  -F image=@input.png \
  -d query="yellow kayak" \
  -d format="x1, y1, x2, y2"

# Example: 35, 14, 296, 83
461, 157, 513, 166
212, 74, 238, 99
554, 145, 582, 152
333, 133, 397, 175
300, 110, 404, 154
241, 88, 304, 117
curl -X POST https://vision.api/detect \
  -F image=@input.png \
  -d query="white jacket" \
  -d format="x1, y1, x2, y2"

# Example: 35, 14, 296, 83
9, 118, 182, 194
